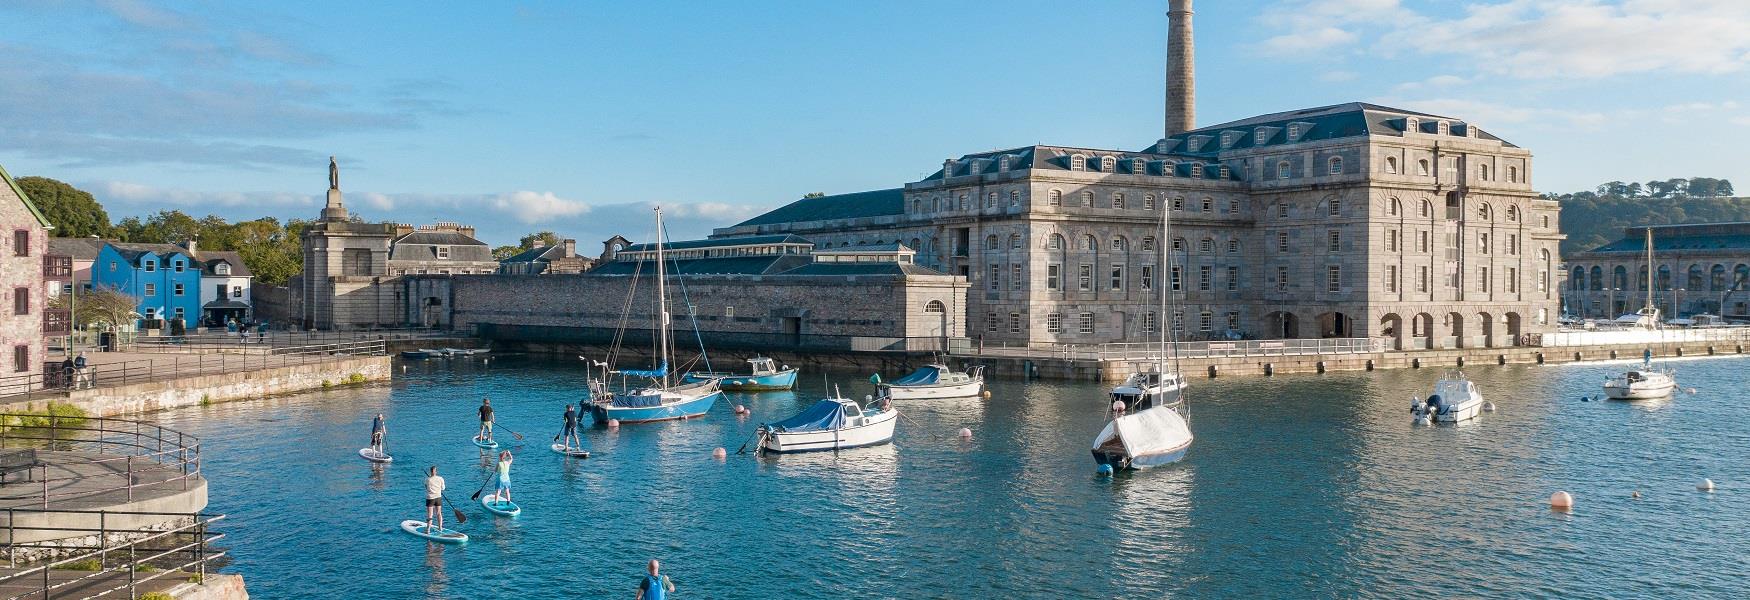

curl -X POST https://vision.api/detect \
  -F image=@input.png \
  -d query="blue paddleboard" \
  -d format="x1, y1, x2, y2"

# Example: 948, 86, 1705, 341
473, 435, 499, 449
481, 493, 521, 517
400, 519, 467, 544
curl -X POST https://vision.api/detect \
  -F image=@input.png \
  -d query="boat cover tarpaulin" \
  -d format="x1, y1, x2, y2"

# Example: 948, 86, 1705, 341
769, 400, 845, 432
612, 392, 663, 408
1095, 406, 1192, 458
890, 366, 940, 386
621, 361, 668, 379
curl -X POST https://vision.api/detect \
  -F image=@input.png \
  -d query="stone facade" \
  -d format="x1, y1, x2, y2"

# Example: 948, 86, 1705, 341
1564, 222, 1750, 319
0, 163, 50, 390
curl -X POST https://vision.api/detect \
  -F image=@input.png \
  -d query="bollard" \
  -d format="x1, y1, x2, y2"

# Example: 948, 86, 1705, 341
1365, 359, 1375, 371
1536, 352, 1545, 364
1316, 361, 1326, 374
1675, 347, 1684, 356
1573, 352, 1581, 362
1708, 346, 1716, 355
1412, 358, 1421, 369
1610, 350, 1618, 359
1499, 354, 1508, 365
1262, 363, 1274, 376
1207, 365, 1218, 379
1456, 356, 1465, 367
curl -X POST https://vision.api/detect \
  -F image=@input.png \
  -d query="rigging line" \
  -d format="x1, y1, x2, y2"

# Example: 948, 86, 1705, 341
605, 240, 646, 369
660, 219, 713, 374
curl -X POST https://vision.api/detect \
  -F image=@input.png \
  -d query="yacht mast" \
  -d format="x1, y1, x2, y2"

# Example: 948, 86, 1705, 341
1644, 227, 1655, 318
1158, 208, 1169, 373
656, 207, 671, 389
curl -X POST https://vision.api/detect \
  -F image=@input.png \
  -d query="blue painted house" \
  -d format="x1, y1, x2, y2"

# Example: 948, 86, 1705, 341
91, 242, 205, 330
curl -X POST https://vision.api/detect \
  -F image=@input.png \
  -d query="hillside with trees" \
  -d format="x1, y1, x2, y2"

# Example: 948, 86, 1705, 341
1547, 177, 1741, 255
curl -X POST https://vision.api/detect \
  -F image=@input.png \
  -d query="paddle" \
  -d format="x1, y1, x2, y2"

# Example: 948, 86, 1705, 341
469, 474, 494, 501
496, 423, 526, 441
441, 493, 467, 525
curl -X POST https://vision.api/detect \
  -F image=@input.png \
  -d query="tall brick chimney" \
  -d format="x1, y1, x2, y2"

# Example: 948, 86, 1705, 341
1165, 0, 1196, 138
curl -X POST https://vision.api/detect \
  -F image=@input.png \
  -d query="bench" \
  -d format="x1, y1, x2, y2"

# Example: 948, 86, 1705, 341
0, 449, 44, 485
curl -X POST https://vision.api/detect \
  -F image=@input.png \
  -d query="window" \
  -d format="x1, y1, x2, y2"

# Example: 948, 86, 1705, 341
1227, 239, 1239, 253
1081, 191, 1093, 207
1276, 266, 1288, 292
989, 264, 1001, 290
1390, 199, 1401, 216
1478, 232, 1490, 254
1079, 312, 1095, 334
1199, 238, 1213, 253
1172, 238, 1185, 251
1170, 266, 1183, 291
1277, 203, 1288, 218
173, 283, 184, 296
1048, 234, 1064, 250
1229, 199, 1239, 214
924, 300, 946, 313
1328, 231, 1341, 252
1049, 190, 1062, 206
986, 235, 1000, 251
1508, 267, 1519, 293
216, 263, 230, 275
1417, 159, 1431, 176
1010, 313, 1022, 334
1417, 266, 1430, 293
1100, 156, 1115, 172
1132, 158, 1146, 173
1287, 123, 1302, 139
1479, 164, 1492, 181
144, 261, 156, 273
172, 260, 184, 273
986, 192, 997, 208
1328, 157, 1343, 175
1277, 232, 1289, 252
1112, 237, 1128, 252
1438, 121, 1450, 135
1164, 161, 1176, 176
1541, 215, 1550, 228
1172, 310, 1185, 334
1010, 234, 1022, 249
12, 345, 26, 373
108, 262, 116, 272
12, 287, 27, 315
1141, 265, 1155, 290
1048, 264, 1061, 290
958, 194, 967, 210
1227, 266, 1239, 291
1048, 313, 1064, 333
988, 313, 1000, 333
1508, 166, 1519, 183
1199, 311, 1213, 332
1172, 197, 1184, 211
1083, 235, 1097, 252
998, 155, 1012, 172
436, 246, 451, 259
1508, 234, 1519, 255
1387, 229, 1399, 252
1012, 265, 1023, 290
1386, 156, 1399, 174
232, 286, 243, 298
1010, 190, 1020, 207
1328, 200, 1340, 216
1479, 266, 1491, 292
173, 307, 184, 321
1386, 265, 1399, 293
1277, 161, 1291, 179
1142, 312, 1157, 333
1417, 230, 1429, 253
1113, 193, 1126, 209
1201, 198, 1212, 212
11, 231, 26, 257
1199, 266, 1212, 291
1328, 266, 1341, 292
1078, 265, 1092, 291
1144, 195, 1157, 211
1507, 206, 1519, 222
1141, 237, 1156, 251
144, 283, 156, 296
1219, 166, 1231, 179
1110, 265, 1124, 290
912, 199, 921, 213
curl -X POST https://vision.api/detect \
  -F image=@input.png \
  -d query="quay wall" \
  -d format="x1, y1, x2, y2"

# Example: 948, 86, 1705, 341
4, 356, 391, 418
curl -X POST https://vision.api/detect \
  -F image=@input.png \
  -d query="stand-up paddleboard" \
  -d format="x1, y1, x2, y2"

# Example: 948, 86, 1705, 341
550, 443, 590, 458
400, 519, 467, 544
359, 447, 392, 463
473, 435, 499, 449
481, 493, 521, 517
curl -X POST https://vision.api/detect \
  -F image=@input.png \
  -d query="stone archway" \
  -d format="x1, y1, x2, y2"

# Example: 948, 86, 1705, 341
1412, 312, 1435, 350
1445, 312, 1466, 349
1264, 311, 1300, 339
1477, 312, 1495, 348
1315, 311, 1352, 338
1379, 313, 1404, 350
1504, 312, 1523, 346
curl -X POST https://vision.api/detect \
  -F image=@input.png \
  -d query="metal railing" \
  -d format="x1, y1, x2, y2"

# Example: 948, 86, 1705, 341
0, 340, 386, 401
127, 330, 448, 353
963, 337, 1390, 361
0, 509, 225, 600
0, 415, 201, 509
1535, 325, 1750, 347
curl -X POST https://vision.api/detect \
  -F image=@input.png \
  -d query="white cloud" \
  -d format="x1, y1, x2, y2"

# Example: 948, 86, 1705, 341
1261, 27, 1358, 54
93, 180, 317, 208
359, 192, 395, 211
492, 191, 591, 224
1371, 97, 1607, 130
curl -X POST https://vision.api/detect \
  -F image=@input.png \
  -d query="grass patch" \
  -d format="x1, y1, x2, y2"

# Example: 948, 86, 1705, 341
135, 564, 160, 573
200, 394, 212, 406
53, 557, 102, 571
321, 380, 332, 389
187, 572, 203, 584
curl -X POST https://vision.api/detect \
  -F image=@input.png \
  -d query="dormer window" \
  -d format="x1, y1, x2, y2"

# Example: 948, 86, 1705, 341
1221, 132, 1234, 147
436, 246, 451, 259
1287, 123, 1302, 140
144, 260, 156, 273
1328, 156, 1343, 175
1100, 156, 1116, 172
216, 263, 231, 275
1163, 161, 1176, 176
1218, 166, 1230, 179
943, 159, 956, 177
1070, 154, 1086, 171
1437, 121, 1450, 136
1131, 158, 1146, 174
1405, 117, 1419, 133
173, 260, 184, 273
997, 155, 1011, 172
1255, 128, 1270, 145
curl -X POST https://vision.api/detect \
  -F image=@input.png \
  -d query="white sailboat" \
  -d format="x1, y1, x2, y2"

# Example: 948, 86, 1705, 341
1603, 228, 1677, 400
1092, 204, 1193, 470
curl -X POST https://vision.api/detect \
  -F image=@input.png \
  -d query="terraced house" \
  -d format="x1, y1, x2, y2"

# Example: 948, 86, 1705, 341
714, 0, 1562, 350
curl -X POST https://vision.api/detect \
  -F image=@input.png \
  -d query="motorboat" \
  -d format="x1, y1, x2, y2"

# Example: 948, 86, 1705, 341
1091, 403, 1193, 470
400, 348, 444, 359
1604, 350, 1676, 400
878, 364, 984, 400
1410, 372, 1487, 424
440, 347, 489, 357
755, 395, 897, 454
682, 357, 798, 391
1109, 368, 1187, 412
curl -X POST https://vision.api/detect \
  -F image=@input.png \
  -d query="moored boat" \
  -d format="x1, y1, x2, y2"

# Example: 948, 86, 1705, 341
1604, 350, 1676, 400
683, 357, 798, 391
1109, 367, 1187, 412
400, 348, 444, 359
878, 364, 984, 400
756, 395, 897, 454
1411, 372, 1486, 423
1091, 404, 1193, 470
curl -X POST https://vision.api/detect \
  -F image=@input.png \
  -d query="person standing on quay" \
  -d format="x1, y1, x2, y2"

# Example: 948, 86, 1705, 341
423, 466, 446, 531
635, 559, 674, 600
477, 398, 495, 443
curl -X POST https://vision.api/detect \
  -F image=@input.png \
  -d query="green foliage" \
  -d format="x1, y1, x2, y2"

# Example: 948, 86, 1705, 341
802, 192, 827, 199
49, 285, 141, 330
135, 563, 161, 573
5, 403, 90, 431
491, 245, 522, 260
321, 380, 333, 388
342, 372, 369, 385
141, 593, 174, 600
519, 231, 561, 249
15, 177, 112, 237
113, 211, 306, 286
1553, 177, 1743, 255
54, 557, 103, 571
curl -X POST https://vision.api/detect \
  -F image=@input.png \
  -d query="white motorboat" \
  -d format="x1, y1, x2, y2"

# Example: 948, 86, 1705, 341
1411, 372, 1487, 424
1604, 350, 1676, 400
878, 364, 984, 400
756, 396, 897, 454
1109, 368, 1187, 412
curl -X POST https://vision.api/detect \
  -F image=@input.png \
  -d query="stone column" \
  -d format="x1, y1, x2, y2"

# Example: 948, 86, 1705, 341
1165, 0, 1196, 137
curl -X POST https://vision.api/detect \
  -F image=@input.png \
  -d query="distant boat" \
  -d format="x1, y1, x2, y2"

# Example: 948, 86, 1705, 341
1092, 204, 1193, 471
756, 395, 897, 454
588, 207, 723, 425
1411, 372, 1486, 424
878, 364, 984, 400
441, 348, 489, 356
683, 357, 799, 391
400, 348, 444, 359
1603, 230, 1678, 400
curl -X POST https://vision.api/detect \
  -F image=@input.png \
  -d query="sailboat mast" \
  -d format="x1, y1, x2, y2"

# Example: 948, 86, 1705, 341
656, 207, 671, 389
1645, 227, 1654, 316
1158, 207, 1169, 373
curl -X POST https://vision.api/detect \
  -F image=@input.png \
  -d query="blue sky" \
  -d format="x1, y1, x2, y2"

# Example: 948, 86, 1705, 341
3, 0, 1748, 246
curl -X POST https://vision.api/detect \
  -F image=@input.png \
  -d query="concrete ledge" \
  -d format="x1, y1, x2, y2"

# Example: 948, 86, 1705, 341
166, 573, 249, 600
4, 356, 391, 418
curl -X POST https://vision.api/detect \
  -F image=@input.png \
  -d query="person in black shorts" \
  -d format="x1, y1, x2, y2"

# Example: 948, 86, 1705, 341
477, 398, 494, 442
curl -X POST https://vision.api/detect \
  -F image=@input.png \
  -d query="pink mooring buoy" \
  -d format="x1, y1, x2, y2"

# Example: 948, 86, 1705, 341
1111, 400, 1126, 412
606, 419, 620, 428
957, 427, 973, 439
712, 447, 727, 459
1549, 491, 1574, 509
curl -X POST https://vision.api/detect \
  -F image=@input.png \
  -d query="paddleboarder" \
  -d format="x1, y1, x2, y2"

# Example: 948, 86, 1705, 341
494, 450, 514, 502
477, 397, 494, 442
635, 559, 675, 600
370, 413, 386, 452
424, 466, 446, 531
560, 404, 580, 450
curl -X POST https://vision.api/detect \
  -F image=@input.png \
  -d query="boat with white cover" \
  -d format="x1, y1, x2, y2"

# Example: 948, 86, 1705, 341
878, 364, 984, 400
1411, 372, 1486, 424
756, 395, 897, 454
1091, 207, 1194, 471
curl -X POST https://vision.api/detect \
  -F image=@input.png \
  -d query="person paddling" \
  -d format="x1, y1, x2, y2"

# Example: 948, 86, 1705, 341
370, 413, 387, 453
635, 559, 675, 600
424, 466, 446, 531
493, 450, 514, 502
477, 398, 494, 443
560, 404, 580, 450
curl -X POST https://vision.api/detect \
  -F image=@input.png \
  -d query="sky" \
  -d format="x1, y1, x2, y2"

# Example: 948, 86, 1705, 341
2, 0, 1748, 246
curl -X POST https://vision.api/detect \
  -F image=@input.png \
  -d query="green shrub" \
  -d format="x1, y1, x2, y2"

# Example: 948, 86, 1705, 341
342, 372, 369, 385
54, 557, 102, 571
5, 403, 89, 432
187, 572, 203, 584
135, 563, 160, 573
200, 394, 212, 406
321, 380, 332, 389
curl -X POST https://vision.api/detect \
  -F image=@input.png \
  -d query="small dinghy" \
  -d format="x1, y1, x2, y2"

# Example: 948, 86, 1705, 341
756, 395, 897, 454
472, 435, 499, 449
481, 492, 521, 517
358, 447, 392, 463
400, 349, 444, 359
549, 443, 590, 458
400, 519, 467, 544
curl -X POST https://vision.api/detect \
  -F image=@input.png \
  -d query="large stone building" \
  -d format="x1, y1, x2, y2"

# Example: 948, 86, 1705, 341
294, 158, 498, 329
713, 0, 1562, 350
1564, 223, 1750, 320
0, 163, 54, 391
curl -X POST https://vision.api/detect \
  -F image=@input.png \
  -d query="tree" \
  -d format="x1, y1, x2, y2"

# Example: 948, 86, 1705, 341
518, 231, 561, 249
49, 286, 140, 330
116, 210, 202, 244
803, 192, 827, 199
492, 245, 522, 260
15, 177, 112, 237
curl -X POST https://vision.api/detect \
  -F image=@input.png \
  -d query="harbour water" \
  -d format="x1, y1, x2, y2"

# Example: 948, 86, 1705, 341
155, 354, 1750, 598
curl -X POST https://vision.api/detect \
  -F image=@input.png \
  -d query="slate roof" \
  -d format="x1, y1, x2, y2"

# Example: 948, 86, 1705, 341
48, 237, 106, 260
195, 251, 252, 277
815, 242, 912, 253
1142, 102, 1515, 155
395, 231, 487, 247
106, 242, 190, 262
619, 234, 812, 253
777, 262, 948, 277
587, 255, 811, 276
390, 230, 495, 262
731, 190, 906, 227
501, 245, 559, 264
1584, 222, 1750, 254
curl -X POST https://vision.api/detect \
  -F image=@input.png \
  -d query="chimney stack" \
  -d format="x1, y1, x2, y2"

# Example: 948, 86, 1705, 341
1165, 0, 1196, 138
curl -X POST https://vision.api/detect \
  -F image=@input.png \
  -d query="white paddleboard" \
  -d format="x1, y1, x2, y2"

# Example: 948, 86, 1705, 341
481, 492, 521, 517
550, 443, 590, 458
359, 448, 392, 463
400, 519, 467, 544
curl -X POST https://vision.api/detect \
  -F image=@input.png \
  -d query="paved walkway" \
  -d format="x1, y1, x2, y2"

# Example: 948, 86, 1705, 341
0, 450, 198, 511
0, 567, 186, 599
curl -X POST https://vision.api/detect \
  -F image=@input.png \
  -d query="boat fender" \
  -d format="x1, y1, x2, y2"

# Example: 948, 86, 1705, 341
1482, 401, 1496, 412
982, 390, 992, 398
1698, 479, 1715, 492
1096, 464, 1114, 477
1112, 400, 1127, 413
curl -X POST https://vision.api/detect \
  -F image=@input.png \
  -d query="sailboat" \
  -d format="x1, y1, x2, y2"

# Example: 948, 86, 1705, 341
1091, 206, 1194, 470
589, 207, 724, 424
1604, 228, 1677, 399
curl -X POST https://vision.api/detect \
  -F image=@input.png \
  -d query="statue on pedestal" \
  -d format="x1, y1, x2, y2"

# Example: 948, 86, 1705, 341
329, 156, 340, 190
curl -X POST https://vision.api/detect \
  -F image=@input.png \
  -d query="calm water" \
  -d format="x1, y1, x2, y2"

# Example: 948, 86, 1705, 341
152, 354, 1750, 598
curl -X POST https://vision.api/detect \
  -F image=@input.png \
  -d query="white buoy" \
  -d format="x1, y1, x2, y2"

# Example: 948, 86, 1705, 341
1698, 478, 1715, 492
607, 419, 620, 428
1482, 401, 1496, 412
1550, 491, 1574, 509
982, 390, 991, 398
957, 428, 973, 439
712, 447, 727, 459
1687, 387, 1698, 394
1111, 400, 1127, 412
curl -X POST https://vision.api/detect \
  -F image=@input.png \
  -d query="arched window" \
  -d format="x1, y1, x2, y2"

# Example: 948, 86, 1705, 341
1132, 158, 1146, 173
912, 199, 921, 213
1009, 234, 1022, 249
1199, 238, 1214, 253
1277, 161, 1291, 179
1508, 166, 1519, 183
910, 237, 922, 252
924, 300, 945, 313
1506, 206, 1519, 222
1417, 159, 1431, 176
1572, 266, 1585, 291
1328, 156, 1343, 175
1590, 266, 1602, 291
1141, 237, 1156, 251
930, 198, 940, 212
1163, 161, 1176, 176
1419, 200, 1431, 218
1738, 264, 1750, 288
1083, 235, 1097, 251
1081, 190, 1094, 206
1688, 265, 1705, 291
1328, 199, 1341, 216
1049, 190, 1062, 206
958, 194, 967, 210
1112, 236, 1128, 252
1712, 264, 1728, 290
1070, 154, 1086, 171
986, 192, 997, 208
1479, 164, 1492, 181
1637, 265, 1649, 291
1389, 198, 1402, 216
1047, 234, 1065, 250
1613, 265, 1629, 290
1477, 203, 1492, 221
1657, 265, 1672, 291
1385, 156, 1399, 174
1010, 190, 1020, 207
1113, 193, 1126, 209
985, 235, 999, 251
1100, 156, 1116, 171
1438, 121, 1450, 135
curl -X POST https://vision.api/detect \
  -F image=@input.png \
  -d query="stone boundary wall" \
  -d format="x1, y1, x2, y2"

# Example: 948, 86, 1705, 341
4, 356, 391, 418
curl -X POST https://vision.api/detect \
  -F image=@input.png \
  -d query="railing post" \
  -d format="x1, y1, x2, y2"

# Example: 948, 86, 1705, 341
127, 455, 134, 502
99, 511, 107, 566
128, 539, 136, 595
